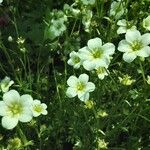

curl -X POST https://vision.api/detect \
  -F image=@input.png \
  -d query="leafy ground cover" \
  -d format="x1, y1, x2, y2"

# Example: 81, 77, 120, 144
0, 0, 150, 149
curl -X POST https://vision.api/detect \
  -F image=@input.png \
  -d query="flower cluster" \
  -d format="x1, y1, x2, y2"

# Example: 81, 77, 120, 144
66, 37, 115, 101
0, 90, 47, 130
67, 37, 115, 79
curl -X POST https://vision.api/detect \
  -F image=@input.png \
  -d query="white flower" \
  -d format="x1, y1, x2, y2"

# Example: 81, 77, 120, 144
79, 37, 115, 71
0, 0, 3, 4
96, 67, 109, 80
31, 100, 47, 117
117, 19, 136, 34
48, 19, 66, 38
0, 90, 33, 130
67, 51, 82, 69
110, 1, 127, 19
80, 0, 95, 5
0, 77, 14, 93
66, 74, 95, 101
143, 15, 150, 31
118, 29, 150, 63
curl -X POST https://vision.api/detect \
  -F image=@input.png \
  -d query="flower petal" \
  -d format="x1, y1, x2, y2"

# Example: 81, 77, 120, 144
136, 46, 150, 57
87, 38, 102, 50
0, 101, 7, 116
3, 90, 20, 106
102, 43, 115, 55
125, 29, 141, 43
19, 108, 33, 122
118, 40, 132, 52
117, 26, 127, 34
67, 76, 78, 87
66, 87, 77, 98
79, 74, 89, 83
123, 52, 137, 63
83, 60, 96, 71
20, 94, 33, 106
141, 33, 150, 46
86, 82, 95, 92
2, 116, 18, 130
78, 92, 89, 101
117, 19, 127, 26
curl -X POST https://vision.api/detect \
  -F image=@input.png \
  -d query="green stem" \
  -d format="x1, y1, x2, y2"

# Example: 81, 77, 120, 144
139, 61, 146, 85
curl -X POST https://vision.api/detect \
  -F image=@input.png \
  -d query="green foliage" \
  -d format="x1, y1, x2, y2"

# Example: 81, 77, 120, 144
0, 0, 150, 149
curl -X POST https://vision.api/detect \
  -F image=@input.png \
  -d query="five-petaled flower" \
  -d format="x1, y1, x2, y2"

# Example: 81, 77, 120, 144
118, 29, 150, 63
79, 37, 115, 71
66, 74, 95, 101
31, 100, 48, 117
67, 51, 82, 69
0, 90, 33, 130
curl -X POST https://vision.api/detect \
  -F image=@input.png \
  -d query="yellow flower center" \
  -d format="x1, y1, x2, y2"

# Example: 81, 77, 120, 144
76, 82, 85, 91
131, 40, 143, 51
33, 105, 43, 113
8, 102, 23, 116
96, 67, 106, 74
91, 49, 103, 59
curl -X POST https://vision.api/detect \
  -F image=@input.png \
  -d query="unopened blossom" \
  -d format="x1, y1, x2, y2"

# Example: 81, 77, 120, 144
118, 75, 135, 85
31, 100, 47, 117
96, 66, 109, 80
146, 75, 150, 85
0, 77, 14, 93
118, 29, 150, 63
0, 90, 33, 129
67, 51, 82, 69
143, 15, 150, 31
117, 19, 136, 34
79, 37, 115, 71
66, 74, 95, 101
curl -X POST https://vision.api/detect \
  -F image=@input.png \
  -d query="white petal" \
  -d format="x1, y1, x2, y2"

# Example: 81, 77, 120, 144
19, 114, 32, 122
86, 82, 95, 92
87, 38, 102, 50
42, 110, 48, 115
78, 92, 89, 101
123, 52, 137, 63
3, 90, 20, 106
0, 101, 7, 116
41, 103, 47, 109
67, 59, 74, 66
96, 57, 110, 67
117, 19, 127, 26
125, 29, 141, 43
20, 94, 33, 106
136, 46, 150, 57
118, 40, 132, 52
67, 76, 78, 87
83, 60, 96, 71
141, 33, 150, 46
102, 43, 115, 55
2, 116, 18, 130
117, 26, 127, 34
79, 74, 89, 83
66, 87, 77, 98
78, 47, 91, 60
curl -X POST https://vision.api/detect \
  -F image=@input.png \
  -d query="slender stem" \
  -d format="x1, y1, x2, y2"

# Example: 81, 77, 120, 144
139, 61, 146, 85
52, 59, 62, 109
